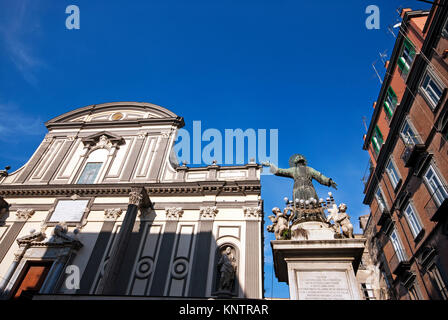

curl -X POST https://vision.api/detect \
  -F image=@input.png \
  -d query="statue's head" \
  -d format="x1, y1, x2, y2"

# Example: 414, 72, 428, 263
338, 203, 347, 212
289, 154, 307, 167
272, 207, 281, 215
225, 247, 232, 254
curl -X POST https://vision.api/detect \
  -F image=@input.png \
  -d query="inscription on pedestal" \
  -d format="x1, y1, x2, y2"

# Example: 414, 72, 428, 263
297, 270, 352, 300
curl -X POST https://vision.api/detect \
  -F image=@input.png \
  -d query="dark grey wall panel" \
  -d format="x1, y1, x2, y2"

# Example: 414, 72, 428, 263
188, 221, 213, 297
148, 221, 177, 296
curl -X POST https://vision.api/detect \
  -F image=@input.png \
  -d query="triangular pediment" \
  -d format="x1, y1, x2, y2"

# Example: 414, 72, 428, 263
81, 131, 125, 147
17, 228, 82, 249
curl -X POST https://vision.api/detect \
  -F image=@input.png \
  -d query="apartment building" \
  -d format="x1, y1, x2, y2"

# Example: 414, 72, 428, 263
362, 2, 448, 300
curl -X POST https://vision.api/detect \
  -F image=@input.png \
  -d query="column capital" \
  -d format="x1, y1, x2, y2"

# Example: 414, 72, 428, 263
200, 206, 218, 220
166, 207, 184, 220
243, 206, 262, 219
129, 187, 151, 208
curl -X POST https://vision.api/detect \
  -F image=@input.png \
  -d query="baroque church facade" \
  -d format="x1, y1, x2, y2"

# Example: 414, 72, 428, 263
0, 102, 263, 299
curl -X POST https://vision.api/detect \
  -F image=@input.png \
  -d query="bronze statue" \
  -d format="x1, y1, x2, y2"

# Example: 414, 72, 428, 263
262, 154, 337, 202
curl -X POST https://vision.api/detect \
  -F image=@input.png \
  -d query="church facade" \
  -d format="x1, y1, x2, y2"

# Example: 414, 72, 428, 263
0, 102, 263, 299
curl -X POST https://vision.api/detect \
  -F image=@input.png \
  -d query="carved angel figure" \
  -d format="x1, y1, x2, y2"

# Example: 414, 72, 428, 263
267, 207, 290, 240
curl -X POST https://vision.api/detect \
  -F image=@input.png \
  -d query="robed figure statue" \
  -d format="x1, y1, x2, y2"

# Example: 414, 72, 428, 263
217, 247, 237, 293
263, 154, 337, 202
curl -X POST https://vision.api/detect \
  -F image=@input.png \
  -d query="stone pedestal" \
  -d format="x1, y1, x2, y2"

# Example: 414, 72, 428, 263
271, 238, 365, 300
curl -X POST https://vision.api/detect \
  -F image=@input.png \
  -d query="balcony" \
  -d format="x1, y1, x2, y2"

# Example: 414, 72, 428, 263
362, 161, 375, 192
401, 144, 426, 167
424, 185, 448, 222
377, 208, 392, 227
388, 250, 411, 276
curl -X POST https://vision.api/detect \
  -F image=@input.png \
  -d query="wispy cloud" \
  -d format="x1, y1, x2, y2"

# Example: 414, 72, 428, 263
0, 101, 45, 142
0, 0, 45, 85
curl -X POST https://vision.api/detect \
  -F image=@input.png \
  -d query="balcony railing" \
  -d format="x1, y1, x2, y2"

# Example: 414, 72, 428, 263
401, 143, 426, 167
362, 161, 375, 191
388, 250, 410, 276
424, 185, 448, 222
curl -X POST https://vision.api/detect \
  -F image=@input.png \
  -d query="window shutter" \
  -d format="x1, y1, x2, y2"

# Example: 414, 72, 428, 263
397, 57, 406, 71
384, 101, 393, 118
405, 38, 416, 57
375, 125, 384, 144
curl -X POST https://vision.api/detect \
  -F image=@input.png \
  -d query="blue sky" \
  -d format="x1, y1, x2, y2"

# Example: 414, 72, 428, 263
0, 0, 431, 298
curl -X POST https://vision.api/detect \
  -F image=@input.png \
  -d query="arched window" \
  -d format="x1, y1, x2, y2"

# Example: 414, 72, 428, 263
77, 148, 109, 184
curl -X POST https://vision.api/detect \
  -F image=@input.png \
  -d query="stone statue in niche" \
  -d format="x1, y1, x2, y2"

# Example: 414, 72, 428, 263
216, 246, 237, 294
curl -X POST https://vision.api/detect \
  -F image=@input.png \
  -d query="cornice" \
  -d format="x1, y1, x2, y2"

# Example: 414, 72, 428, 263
46, 117, 184, 130
0, 181, 261, 198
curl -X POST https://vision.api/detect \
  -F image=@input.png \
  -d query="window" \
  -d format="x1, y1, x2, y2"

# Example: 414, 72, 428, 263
372, 125, 384, 155
429, 265, 448, 300
444, 17, 448, 36
375, 187, 387, 212
384, 87, 398, 118
424, 165, 448, 207
390, 229, 406, 262
75, 148, 109, 184
400, 120, 420, 146
48, 199, 89, 223
12, 261, 53, 299
403, 202, 423, 238
361, 283, 376, 300
421, 72, 444, 108
77, 162, 102, 184
386, 158, 401, 189
397, 38, 416, 74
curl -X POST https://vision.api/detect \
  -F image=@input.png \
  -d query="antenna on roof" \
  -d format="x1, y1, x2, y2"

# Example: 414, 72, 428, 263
362, 117, 368, 133
379, 50, 388, 65
372, 60, 383, 85
387, 24, 397, 38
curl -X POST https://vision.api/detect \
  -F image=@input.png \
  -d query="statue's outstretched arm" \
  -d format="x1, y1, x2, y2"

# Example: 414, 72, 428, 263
262, 162, 293, 178
309, 167, 337, 189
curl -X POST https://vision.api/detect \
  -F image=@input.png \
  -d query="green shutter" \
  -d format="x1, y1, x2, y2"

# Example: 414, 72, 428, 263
398, 38, 415, 72
371, 125, 384, 155
383, 87, 398, 118
404, 38, 416, 57
375, 125, 384, 144
397, 57, 406, 71
384, 101, 393, 118
372, 137, 380, 154
388, 87, 397, 100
